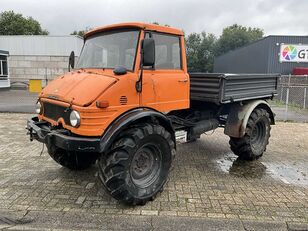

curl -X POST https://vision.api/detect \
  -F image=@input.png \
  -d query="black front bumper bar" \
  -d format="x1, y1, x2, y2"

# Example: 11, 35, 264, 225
26, 117, 101, 152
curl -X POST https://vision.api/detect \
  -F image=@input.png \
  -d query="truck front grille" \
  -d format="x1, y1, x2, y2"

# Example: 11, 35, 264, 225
43, 102, 71, 124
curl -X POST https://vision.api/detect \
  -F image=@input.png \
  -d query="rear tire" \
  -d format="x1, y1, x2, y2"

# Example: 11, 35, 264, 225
229, 108, 271, 161
98, 123, 175, 205
47, 146, 99, 170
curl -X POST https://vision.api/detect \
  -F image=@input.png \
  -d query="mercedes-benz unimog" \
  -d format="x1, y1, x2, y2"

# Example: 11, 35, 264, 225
27, 22, 278, 205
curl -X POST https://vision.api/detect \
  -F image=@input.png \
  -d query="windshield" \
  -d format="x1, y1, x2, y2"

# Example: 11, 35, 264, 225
77, 29, 140, 71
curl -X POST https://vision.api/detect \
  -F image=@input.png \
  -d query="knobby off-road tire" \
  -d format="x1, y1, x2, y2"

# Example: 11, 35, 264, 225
229, 108, 271, 161
98, 123, 175, 205
47, 145, 99, 170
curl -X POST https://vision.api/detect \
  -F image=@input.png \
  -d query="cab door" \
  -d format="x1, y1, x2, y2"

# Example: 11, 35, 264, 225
141, 32, 189, 112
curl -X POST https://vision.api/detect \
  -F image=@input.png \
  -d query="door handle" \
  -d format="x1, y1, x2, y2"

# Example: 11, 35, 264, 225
178, 79, 188, 83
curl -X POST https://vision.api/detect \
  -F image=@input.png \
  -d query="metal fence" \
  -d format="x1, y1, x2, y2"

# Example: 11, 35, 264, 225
274, 75, 308, 122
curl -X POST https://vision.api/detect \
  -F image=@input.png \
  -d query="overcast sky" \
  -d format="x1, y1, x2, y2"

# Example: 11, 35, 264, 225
1, 0, 307, 36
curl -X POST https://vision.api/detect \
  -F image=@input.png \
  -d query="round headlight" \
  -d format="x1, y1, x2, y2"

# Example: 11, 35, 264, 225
70, 110, 80, 127
35, 102, 42, 114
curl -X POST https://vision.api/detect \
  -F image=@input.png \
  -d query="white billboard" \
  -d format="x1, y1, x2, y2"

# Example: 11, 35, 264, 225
279, 44, 308, 63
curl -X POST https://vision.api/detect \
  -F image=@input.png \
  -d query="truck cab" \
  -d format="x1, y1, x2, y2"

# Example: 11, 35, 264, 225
36, 23, 189, 137
27, 22, 277, 205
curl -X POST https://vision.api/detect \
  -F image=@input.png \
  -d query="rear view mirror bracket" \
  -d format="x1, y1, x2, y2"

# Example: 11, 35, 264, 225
136, 38, 155, 93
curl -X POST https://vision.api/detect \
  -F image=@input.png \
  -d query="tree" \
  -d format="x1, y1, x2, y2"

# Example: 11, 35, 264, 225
152, 22, 170, 27
70, 27, 92, 37
215, 24, 263, 56
71, 30, 86, 37
185, 24, 264, 72
186, 32, 217, 72
0, 11, 48, 35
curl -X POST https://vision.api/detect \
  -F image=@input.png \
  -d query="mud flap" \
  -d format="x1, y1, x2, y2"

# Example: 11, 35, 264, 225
224, 100, 275, 138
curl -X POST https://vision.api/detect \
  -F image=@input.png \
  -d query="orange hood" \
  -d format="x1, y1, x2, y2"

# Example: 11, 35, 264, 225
40, 70, 118, 106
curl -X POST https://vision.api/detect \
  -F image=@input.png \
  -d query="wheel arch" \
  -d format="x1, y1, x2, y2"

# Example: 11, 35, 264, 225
99, 107, 175, 153
224, 100, 275, 138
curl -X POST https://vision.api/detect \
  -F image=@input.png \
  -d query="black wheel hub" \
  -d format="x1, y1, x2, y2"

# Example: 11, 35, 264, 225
251, 120, 266, 148
130, 144, 161, 188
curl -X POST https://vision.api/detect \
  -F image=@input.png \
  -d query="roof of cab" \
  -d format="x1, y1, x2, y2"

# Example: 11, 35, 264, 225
85, 22, 184, 38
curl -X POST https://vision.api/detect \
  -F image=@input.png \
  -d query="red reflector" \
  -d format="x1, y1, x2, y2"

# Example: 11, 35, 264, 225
96, 100, 109, 108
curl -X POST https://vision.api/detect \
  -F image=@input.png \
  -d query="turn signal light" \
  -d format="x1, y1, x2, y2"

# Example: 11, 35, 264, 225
96, 100, 109, 108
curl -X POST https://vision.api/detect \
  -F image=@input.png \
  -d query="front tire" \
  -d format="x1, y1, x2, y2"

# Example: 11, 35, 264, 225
229, 108, 271, 160
98, 123, 175, 205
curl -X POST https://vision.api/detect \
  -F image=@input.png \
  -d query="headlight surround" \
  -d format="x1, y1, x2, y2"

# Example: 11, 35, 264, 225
35, 102, 42, 114
70, 110, 80, 127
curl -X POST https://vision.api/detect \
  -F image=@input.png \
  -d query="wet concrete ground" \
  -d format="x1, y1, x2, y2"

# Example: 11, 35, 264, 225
182, 121, 308, 188
0, 90, 37, 113
0, 113, 307, 230
216, 153, 308, 187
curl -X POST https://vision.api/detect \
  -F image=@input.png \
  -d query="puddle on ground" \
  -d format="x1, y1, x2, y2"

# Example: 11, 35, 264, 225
216, 153, 308, 186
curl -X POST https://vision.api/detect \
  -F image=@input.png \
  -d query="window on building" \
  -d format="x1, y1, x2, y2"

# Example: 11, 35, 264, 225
145, 32, 182, 69
0, 55, 8, 79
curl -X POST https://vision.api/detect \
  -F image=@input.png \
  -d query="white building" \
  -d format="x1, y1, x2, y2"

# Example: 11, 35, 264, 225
0, 35, 83, 88
0, 50, 9, 88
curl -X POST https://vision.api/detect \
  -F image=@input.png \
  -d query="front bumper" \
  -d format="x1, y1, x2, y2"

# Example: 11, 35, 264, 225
26, 117, 101, 152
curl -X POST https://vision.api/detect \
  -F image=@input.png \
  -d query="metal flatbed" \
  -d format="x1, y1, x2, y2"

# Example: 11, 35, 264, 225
189, 73, 279, 104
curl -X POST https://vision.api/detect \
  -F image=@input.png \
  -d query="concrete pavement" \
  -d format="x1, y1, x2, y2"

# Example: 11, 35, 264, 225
0, 113, 307, 230
2, 209, 305, 230
0, 89, 37, 113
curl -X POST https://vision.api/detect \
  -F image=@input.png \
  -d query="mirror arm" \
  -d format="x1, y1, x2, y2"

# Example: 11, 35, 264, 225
135, 36, 154, 93
136, 62, 143, 93
136, 45, 144, 93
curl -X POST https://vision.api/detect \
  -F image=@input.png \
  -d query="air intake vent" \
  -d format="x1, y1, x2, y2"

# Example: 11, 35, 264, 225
120, 96, 128, 105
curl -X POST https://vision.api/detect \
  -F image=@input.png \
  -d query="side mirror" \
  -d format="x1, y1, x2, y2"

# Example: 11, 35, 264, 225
69, 51, 75, 71
142, 38, 155, 67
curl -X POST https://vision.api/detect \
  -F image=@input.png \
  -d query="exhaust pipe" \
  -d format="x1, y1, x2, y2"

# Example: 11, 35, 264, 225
192, 119, 219, 135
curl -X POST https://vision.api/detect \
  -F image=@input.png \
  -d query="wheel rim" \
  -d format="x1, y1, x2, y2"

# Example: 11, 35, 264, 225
250, 120, 266, 148
130, 143, 162, 188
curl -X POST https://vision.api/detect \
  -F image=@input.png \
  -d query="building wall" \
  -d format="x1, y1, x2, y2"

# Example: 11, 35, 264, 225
8, 55, 70, 86
266, 36, 308, 74
213, 38, 270, 73
0, 35, 83, 87
214, 36, 308, 74
0, 35, 83, 56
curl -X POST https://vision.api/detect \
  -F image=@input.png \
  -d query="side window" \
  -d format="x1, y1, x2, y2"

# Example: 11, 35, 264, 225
172, 43, 181, 69
146, 32, 181, 69
125, 48, 135, 68
0, 55, 8, 77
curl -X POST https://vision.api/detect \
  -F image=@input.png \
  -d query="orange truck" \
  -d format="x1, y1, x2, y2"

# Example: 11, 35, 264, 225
27, 22, 278, 205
